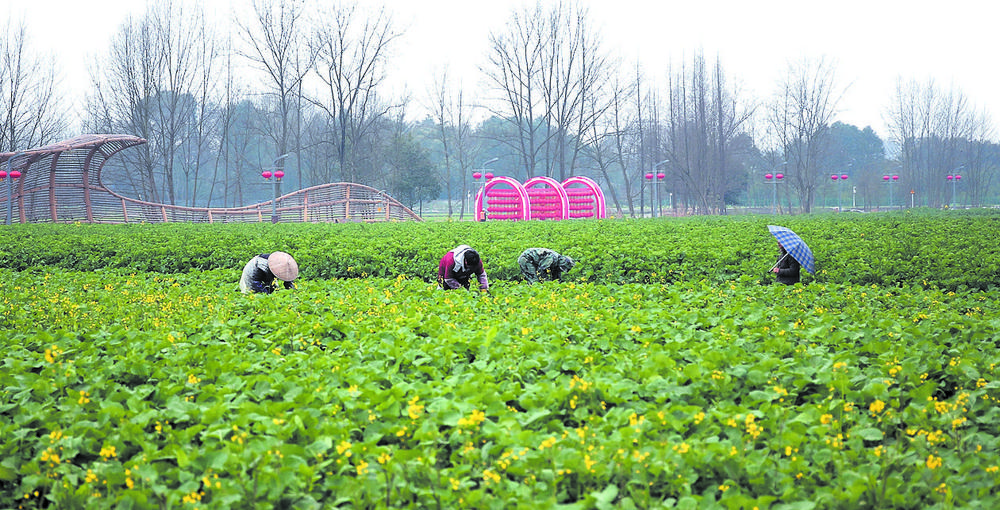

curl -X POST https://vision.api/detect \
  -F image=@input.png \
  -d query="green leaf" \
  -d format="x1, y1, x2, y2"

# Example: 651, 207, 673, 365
853, 427, 884, 441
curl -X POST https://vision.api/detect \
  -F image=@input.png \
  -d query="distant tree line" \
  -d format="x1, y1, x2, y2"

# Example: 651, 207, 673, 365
2, 0, 998, 216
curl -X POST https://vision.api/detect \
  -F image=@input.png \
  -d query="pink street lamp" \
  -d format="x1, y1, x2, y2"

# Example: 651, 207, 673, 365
831, 174, 848, 211
644, 172, 654, 218
262, 153, 290, 223
946, 174, 962, 207
650, 159, 669, 218
765, 171, 784, 214
882, 175, 899, 209
475, 158, 499, 221
657, 172, 666, 216
471, 172, 482, 218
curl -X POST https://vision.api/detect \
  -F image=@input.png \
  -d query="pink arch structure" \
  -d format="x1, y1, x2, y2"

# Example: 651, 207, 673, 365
524, 176, 570, 220
563, 176, 607, 219
0, 134, 421, 223
473, 175, 606, 221
475, 176, 530, 221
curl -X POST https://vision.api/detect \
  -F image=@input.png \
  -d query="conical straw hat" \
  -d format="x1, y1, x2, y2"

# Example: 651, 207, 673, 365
268, 251, 299, 281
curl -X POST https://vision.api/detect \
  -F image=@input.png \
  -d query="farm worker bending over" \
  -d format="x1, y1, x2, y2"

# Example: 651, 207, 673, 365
239, 251, 299, 294
437, 245, 489, 292
772, 242, 800, 285
518, 247, 575, 284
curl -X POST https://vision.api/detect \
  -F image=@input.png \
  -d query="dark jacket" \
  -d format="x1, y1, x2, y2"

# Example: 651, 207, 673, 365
239, 253, 295, 294
775, 248, 800, 285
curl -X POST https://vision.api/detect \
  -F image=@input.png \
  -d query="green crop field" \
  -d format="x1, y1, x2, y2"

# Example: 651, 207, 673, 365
2, 210, 999, 509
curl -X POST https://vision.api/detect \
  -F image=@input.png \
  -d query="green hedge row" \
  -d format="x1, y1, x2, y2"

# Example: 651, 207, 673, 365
1, 209, 998, 290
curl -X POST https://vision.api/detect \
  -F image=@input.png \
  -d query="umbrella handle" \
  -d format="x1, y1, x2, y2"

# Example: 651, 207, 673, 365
770, 253, 788, 272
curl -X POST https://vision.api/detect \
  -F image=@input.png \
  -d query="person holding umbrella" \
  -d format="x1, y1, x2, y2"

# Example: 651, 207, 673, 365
772, 241, 801, 285
767, 225, 815, 285
437, 245, 489, 293
239, 251, 299, 294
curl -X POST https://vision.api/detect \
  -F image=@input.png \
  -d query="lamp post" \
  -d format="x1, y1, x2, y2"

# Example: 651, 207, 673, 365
643, 172, 653, 218
3, 151, 25, 225
261, 153, 290, 223
831, 174, 848, 212
946, 172, 962, 208
472, 172, 482, 220
764, 171, 785, 214
650, 159, 669, 218
473, 157, 498, 221
882, 174, 899, 209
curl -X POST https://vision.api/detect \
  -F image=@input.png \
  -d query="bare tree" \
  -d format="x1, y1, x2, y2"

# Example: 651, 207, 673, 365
237, 0, 316, 188
206, 32, 247, 208
148, 1, 216, 207
485, 1, 610, 181
87, 1, 210, 206
538, 1, 609, 180
484, 3, 546, 178
886, 78, 993, 207
665, 52, 755, 214
767, 57, 844, 213
427, 69, 479, 219
87, 11, 162, 202
0, 19, 68, 152
182, 13, 222, 207
309, 2, 400, 186
581, 67, 633, 218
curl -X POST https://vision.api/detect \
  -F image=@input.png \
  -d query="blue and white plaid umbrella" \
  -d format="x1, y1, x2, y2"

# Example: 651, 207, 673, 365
767, 225, 815, 274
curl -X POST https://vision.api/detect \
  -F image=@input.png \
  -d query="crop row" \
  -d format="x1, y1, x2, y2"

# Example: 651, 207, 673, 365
2, 268, 999, 507
1, 209, 999, 290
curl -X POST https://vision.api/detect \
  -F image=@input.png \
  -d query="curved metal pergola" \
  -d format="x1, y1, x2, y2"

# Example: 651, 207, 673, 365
0, 134, 421, 224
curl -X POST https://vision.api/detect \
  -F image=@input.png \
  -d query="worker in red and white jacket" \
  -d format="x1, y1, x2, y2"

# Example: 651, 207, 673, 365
436, 245, 489, 292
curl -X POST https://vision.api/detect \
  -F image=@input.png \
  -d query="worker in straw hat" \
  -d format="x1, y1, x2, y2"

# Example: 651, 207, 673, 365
239, 251, 299, 294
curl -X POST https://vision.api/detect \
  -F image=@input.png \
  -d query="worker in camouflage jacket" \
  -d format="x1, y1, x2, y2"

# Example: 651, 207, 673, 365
517, 247, 575, 284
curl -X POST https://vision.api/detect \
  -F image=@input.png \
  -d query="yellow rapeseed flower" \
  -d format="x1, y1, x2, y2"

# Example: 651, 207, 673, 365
40, 447, 61, 465
869, 400, 885, 414
45, 346, 63, 363
926, 454, 943, 469
336, 441, 352, 456
457, 409, 486, 428
99, 445, 117, 459
483, 469, 502, 484
407, 396, 425, 420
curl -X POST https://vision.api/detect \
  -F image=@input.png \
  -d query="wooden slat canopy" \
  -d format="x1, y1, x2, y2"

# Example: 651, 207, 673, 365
0, 134, 421, 223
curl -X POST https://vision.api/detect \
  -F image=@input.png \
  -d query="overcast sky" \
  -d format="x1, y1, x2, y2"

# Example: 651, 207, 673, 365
9, 0, 999, 142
